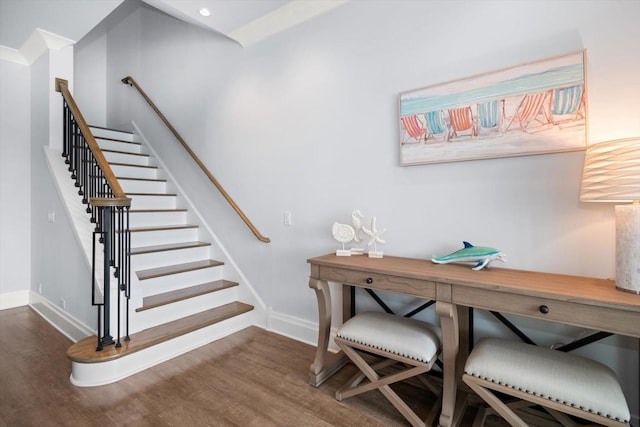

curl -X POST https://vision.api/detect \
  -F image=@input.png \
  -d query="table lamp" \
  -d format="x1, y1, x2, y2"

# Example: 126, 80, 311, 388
580, 137, 640, 294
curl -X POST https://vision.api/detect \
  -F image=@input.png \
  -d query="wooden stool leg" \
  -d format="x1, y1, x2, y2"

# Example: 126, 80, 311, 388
378, 383, 426, 427
337, 358, 400, 399
335, 344, 433, 427
465, 380, 527, 427
336, 345, 428, 399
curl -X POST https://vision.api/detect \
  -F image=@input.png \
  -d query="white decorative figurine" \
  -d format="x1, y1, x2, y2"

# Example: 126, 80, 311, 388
350, 210, 365, 255
332, 222, 355, 256
361, 216, 386, 258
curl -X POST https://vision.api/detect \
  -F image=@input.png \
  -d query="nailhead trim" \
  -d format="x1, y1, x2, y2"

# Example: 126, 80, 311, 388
465, 371, 630, 423
337, 335, 431, 363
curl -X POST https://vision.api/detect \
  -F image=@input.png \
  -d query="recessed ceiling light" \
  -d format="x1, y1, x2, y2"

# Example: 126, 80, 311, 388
199, 8, 211, 17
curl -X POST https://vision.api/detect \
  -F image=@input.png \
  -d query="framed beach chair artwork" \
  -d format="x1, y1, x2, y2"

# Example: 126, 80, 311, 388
399, 50, 587, 166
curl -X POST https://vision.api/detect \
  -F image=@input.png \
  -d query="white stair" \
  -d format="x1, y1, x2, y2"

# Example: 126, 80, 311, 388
64, 126, 258, 386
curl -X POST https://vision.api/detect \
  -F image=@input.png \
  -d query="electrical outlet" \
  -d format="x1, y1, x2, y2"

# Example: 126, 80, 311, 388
59, 298, 66, 309
38, 283, 43, 294
47, 210, 55, 223
283, 211, 292, 226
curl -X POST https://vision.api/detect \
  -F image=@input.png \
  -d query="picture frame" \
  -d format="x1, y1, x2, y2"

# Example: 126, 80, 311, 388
399, 50, 587, 166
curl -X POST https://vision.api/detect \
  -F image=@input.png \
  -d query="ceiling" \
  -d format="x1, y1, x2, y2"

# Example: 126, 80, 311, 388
0, 0, 348, 60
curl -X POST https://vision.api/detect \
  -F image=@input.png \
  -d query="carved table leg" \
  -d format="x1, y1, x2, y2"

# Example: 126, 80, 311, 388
308, 277, 348, 386
437, 300, 460, 427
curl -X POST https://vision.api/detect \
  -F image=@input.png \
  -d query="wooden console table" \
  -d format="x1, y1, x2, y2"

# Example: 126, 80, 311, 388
307, 253, 640, 427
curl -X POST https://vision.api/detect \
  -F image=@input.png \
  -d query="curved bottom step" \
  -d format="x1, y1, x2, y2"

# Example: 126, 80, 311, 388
67, 302, 253, 386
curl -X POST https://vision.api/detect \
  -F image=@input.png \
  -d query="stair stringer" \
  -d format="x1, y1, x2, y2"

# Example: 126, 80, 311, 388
129, 120, 268, 328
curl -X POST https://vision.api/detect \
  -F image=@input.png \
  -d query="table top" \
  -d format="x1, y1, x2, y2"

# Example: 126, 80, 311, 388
308, 253, 640, 313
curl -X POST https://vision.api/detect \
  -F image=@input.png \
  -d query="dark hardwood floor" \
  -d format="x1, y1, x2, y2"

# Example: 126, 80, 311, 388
0, 306, 500, 426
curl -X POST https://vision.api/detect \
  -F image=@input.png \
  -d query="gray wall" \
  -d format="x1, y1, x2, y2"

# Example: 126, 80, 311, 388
0, 59, 31, 296
29, 51, 97, 329
74, 0, 640, 418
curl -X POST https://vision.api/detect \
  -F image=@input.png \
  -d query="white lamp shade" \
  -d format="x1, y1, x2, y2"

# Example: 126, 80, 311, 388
580, 137, 640, 202
580, 137, 640, 294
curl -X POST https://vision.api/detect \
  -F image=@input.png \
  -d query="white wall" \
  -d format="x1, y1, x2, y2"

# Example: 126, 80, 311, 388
0, 59, 31, 301
78, 0, 639, 417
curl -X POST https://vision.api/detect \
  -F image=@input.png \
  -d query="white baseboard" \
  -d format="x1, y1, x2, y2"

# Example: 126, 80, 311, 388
0, 291, 94, 343
0, 290, 30, 310
28, 292, 94, 343
266, 307, 338, 353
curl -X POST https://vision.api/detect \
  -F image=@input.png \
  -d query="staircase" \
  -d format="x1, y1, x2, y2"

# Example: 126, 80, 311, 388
65, 126, 259, 386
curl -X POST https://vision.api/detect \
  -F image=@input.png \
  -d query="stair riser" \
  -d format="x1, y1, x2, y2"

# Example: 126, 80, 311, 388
110, 164, 158, 180
89, 128, 135, 142
136, 266, 225, 296
130, 228, 198, 247
129, 195, 177, 210
129, 211, 187, 227
133, 287, 239, 331
131, 246, 211, 271
119, 179, 167, 194
105, 152, 151, 166
96, 139, 142, 154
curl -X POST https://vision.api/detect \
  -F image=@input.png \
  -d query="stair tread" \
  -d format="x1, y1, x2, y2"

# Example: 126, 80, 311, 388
129, 209, 188, 213
118, 177, 167, 182
127, 192, 177, 197
136, 279, 239, 312
103, 148, 149, 157
131, 241, 211, 255
137, 259, 224, 280
130, 224, 198, 232
89, 125, 133, 134
67, 301, 254, 363
110, 162, 158, 169
95, 136, 142, 145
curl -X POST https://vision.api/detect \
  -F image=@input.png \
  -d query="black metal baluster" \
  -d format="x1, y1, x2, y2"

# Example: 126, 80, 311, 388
69, 120, 76, 175
124, 206, 131, 342
100, 206, 114, 349
92, 227, 102, 351
62, 102, 69, 160
79, 136, 86, 199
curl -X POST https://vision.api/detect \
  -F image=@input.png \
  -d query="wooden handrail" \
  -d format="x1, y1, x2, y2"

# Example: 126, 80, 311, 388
55, 78, 130, 208
121, 76, 270, 243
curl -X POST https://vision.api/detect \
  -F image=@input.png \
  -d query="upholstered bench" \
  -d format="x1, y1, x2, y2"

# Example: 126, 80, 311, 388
463, 338, 630, 427
335, 311, 441, 427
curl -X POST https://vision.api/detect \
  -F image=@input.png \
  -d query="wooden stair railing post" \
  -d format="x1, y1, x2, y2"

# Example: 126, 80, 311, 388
55, 78, 132, 351
121, 76, 270, 243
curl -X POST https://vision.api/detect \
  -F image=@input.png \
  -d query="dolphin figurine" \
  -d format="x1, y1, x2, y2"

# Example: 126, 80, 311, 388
431, 241, 506, 271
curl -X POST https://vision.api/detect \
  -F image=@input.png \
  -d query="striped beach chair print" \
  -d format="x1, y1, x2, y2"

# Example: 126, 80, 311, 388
400, 114, 426, 143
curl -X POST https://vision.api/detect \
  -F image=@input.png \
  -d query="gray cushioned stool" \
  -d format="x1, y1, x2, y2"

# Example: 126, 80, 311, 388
335, 311, 442, 427
463, 338, 630, 427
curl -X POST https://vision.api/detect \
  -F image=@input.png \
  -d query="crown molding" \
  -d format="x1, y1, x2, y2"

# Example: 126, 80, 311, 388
0, 28, 75, 65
